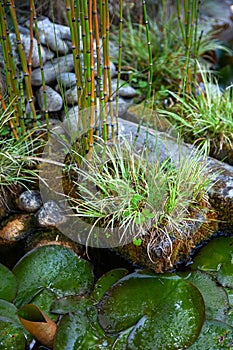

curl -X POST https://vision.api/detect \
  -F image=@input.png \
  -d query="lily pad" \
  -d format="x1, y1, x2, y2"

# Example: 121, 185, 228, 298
31, 289, 58, 321
217, 263, 233, 288
13, 245, 94, 308
0, 300, 21, 327
191, 237, 233, 272
112, 327, 134, 350
0, 318, 26, 350
188, 320, 233, 349
98, 272, 205, 349
182, 271, 229, 322
54, 311, 115, 350
92, 268, 129, 302
0, 263, 17, 302
51, 295, 92, 315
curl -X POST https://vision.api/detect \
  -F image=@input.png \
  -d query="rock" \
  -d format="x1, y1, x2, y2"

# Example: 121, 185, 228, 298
37, 85, 63, 112
26, 17, 71, 54
9, 33, 46, 68
65, 105, 79, 120
65, 86, 78, 105
31, 54, 74, 86
112, 97, 134, 116
57, 72, 77, 89
0, 214, 36, 241
18, 190, 42, 212
111, 79, 138, 98
43, 46, 55, 61
36, 201, 67, 227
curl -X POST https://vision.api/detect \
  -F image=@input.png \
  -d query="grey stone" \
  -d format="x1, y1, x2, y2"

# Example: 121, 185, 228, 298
18, 190, 42, 212
27, 17, 71, 54
31, 54, 74, 86
65, 86, 78, 105
111, 79, 138, 99
37, 85, 63, 112
9, 33, 46, 68
36, 201, 67, 227
42, 46, 55, 61
57, 72, 77, 89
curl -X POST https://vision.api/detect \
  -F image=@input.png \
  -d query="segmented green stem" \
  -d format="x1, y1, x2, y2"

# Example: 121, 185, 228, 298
115, 0, 123, 139
8, 0, 37, 121
30, 0, 49, 130
142, 0, 153, 104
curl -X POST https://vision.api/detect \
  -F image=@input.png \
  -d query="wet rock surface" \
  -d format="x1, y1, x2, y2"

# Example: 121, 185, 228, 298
36, 200, 67, 227
18, 190, 42, 213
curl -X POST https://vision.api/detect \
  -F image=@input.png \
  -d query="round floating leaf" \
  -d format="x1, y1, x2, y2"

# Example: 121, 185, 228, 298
112, 327, 134, 350
93, 268, 129, 302
0, 318, 26, 350
98, 272, 205, 349
51, 295, 92, 315
0, 300, 21, 327
191, 237, 233, 272
54, 311, 115, 350
217, 263, 233, 288
182, 271, 229, 322
31, 289, 58, 321
0, 263, 17, 302
188, 320, 233, 349
13, 245, 94, 308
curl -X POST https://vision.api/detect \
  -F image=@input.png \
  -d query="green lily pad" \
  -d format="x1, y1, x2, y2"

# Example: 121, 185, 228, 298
0, 318, 26, 350
191, 237, 233, 272
112, 327, 134, 350
92, 268, 129, 302
54, 311, 115, 350
30, 289, 58, 321
0, 263, 17, 302
0, 300, 22, 328
51, 295, 92, 315
217, 263, 233, 288
182, 271, 229, 322
13, 245, 94, 308
188, 320, 233, 349
98, 272, 205, 349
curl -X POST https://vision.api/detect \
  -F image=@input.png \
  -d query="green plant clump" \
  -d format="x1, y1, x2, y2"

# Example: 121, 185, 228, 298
70, 136, 212, 255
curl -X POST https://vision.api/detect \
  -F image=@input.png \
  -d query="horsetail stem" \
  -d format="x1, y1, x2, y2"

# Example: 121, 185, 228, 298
30, 0, 49, 131
8, 0, 37, 122
142, 0, 153, 105
115, 0, 123, 140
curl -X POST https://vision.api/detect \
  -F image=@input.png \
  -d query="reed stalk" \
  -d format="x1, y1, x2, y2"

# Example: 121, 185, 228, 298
115, 0, 123, 139
142, 0, 153, 104
30, 0, 49, 130
176, 0, 200, 94
7, 0, 37, 122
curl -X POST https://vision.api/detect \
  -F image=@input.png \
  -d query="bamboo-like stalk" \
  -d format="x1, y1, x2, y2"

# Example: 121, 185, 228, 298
7, 0, 37, 122
105, 0, 115, 143
93, 0, 106, 139
100, 0, 109, 141
30, 0, 49, 130
177, 0, 200, 94
142, 0, 153, 104
66, 0, 83, 110
0, 1, 19, 138
115, 0, 123, 140
87, 0, 96, 155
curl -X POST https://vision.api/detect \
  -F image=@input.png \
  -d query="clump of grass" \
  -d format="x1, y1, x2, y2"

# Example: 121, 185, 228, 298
158, 67, 233, 155
0, 110, 44, 189
110, 2, 230, 103
69, 136, 212, 259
